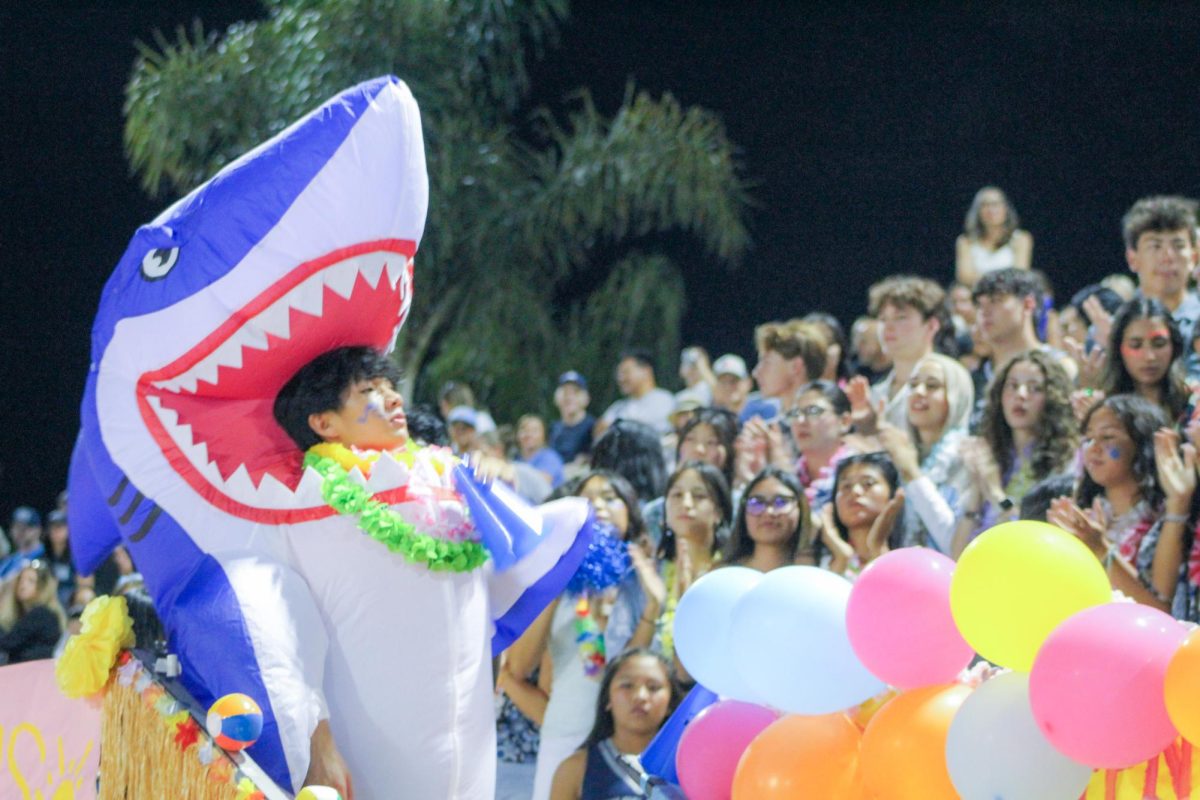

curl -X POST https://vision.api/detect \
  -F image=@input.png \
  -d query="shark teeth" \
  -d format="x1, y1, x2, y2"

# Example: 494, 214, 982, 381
147, 395, 411, 508
150, 250, 398, 396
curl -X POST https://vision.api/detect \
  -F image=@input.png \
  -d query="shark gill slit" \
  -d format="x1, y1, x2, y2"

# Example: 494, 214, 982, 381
108, 476, 130, 507
119, 491, 144, 525
130, 505, 162, 542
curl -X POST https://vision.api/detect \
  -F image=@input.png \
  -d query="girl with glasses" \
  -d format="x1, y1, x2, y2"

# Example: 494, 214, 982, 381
723, 467, 814, 571
788, 381, 858, 513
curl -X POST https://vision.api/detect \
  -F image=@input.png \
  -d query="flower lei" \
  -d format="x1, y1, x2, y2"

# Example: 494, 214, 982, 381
573, 597, 607, 678
1116, 509, 1156, 565
303, 443, 488, 573
564, 524, 631, 678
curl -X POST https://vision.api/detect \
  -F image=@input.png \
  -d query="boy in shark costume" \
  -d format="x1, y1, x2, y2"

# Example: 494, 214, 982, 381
68, 77, 592, 797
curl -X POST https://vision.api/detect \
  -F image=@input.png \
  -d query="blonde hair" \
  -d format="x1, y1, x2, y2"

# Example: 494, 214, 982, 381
0, 563, 66, 632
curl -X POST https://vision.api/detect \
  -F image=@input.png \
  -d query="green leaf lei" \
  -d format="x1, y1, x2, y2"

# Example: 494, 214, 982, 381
302, 450, 489, 573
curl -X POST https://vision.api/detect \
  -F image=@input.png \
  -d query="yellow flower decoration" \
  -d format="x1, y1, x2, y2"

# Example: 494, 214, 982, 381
80, 595, 136, 650
307, 442, 380, 474
55, 595, 136, 699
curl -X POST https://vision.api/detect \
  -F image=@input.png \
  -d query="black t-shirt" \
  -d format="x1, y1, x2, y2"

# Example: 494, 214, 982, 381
0, 606, 62, 663
549, 415, 596, 463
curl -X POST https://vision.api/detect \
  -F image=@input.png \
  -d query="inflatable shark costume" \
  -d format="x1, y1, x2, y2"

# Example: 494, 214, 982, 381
68, 77, 593, 797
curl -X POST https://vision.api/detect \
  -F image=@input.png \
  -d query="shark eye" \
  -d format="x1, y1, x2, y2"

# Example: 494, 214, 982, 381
141, 247, 180, 280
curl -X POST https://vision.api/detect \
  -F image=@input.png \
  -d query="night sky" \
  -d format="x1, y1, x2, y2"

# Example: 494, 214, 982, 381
5, 1, 1200, 519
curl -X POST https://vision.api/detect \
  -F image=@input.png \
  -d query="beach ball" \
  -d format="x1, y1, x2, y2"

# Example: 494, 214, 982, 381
206, 693, 264, 751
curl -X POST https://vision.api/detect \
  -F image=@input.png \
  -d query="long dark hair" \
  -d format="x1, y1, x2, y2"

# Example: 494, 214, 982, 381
1100, 298, 1190, 422
815, 452, 904, 562
1077, 395, 1168, 510
573, 469, 645, 541
723, 467, 812, 565
580, 648, 678, 750
964, 185, 1019, 245
591, 420, 667, 500
676, 408, 739, 487
658, 461, 733, 562
980, 350, 1077, 481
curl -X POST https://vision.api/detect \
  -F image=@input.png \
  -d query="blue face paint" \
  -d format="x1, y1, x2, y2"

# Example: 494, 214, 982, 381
1108, 446, 1121, 460
357, 398, 385, 424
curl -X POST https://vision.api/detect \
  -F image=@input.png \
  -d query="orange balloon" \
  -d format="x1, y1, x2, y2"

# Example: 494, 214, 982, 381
732, 713, 863, 799
1165, 628, 1200, 744
860, 683, 971, 800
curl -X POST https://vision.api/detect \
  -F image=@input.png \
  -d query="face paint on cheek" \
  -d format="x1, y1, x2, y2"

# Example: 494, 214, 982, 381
357, 399, 385, 424
1108, 446, 1121, 460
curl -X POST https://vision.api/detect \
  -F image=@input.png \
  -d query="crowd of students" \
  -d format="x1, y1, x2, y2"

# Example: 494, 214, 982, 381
6, 190, 1200, 798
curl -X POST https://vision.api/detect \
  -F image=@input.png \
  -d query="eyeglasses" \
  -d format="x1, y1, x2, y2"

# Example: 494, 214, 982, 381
785, 405, 832, 422
746, 495, 798, 516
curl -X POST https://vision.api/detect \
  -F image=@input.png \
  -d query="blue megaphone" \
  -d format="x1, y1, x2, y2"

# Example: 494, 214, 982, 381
452, 462, 543, 572
639, 683, 718, 784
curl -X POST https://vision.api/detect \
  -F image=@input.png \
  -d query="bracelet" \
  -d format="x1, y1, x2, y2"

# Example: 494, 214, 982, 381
1162, 512, 1189, 525
962, 510, 983, 522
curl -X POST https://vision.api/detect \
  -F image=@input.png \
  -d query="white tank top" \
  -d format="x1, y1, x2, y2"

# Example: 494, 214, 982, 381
969, 240, 1016, 274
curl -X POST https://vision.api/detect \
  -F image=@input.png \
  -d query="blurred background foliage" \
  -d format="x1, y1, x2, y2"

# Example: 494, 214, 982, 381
123, 0, 749, 420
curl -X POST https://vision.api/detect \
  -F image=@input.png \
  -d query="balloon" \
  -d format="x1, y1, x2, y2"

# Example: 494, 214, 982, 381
676, 700, 779, 800
730, 566, 884, 714
732, 713, 863, 799
1165, 628, 1200, 745
847, 547, 974, 689
950, 520, 1110, 671
640, 684, 719, 784
946, 672, 1093, 799
296, 789, 342, 800
673, 567, 764, 701
860, 683, 970, 800
1030, 602, 1187, 768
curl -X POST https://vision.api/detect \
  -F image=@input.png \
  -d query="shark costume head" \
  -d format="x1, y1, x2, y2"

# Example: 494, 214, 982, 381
70, 77, 594, 795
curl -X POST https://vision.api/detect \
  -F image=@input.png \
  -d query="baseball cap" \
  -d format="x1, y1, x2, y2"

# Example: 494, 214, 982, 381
557, 371, 588, 391
47, 509, 68, 526
11, 506, 41, 527
712, 354, 749, 380
447, 406, 478, 428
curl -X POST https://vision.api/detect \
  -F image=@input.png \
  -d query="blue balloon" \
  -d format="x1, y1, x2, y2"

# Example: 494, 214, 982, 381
640, 684, 718, 783
673, 567, 763, 702
730, 566, 884, 714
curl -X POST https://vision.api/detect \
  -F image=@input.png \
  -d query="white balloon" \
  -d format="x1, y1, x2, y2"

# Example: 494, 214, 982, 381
946, 672, 1093, 800
673, 566, 763, 701
729, 566, 884, 714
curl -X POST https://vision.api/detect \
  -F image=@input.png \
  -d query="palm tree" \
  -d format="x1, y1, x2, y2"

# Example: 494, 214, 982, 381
123, 0, 749, 419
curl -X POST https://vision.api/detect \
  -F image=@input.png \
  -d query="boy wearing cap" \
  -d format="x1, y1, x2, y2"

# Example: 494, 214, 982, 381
549, 371, 596, 465
712, 354, 751, 415
0, 507, 45, 580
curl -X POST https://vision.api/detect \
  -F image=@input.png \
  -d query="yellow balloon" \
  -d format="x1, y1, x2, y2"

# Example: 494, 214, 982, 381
949, 520, 1110, 671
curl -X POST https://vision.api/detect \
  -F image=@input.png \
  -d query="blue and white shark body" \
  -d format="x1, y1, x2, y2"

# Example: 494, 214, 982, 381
70, 77, 591, 796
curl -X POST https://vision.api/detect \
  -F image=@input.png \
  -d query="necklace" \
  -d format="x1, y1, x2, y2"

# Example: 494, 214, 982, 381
303, 443, 488, 573
573, 596, 607, 679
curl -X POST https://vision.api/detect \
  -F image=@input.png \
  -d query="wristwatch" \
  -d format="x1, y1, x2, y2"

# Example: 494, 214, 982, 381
997, 497, 1015, 513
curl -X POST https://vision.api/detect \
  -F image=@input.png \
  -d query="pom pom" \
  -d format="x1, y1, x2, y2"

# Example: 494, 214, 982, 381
565, 523, 632, 595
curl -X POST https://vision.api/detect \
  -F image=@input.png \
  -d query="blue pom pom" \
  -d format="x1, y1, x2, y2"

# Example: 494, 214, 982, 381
565, 523, 632, 595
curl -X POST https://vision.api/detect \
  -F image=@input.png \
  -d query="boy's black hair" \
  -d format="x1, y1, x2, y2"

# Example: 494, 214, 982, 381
1018, 473, 1076, 522
273, 346, 403, 450
590, 419, 666, 500
406, 403, 449, 447
620, 347, 657, 371
1122, 195, 1199, 250
971, 267, 1042, 304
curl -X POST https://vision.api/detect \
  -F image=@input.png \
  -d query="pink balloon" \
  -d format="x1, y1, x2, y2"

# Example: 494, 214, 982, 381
1029, 602, 1187, 768
676, 700, 779, 800
846, 547, 974, 689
